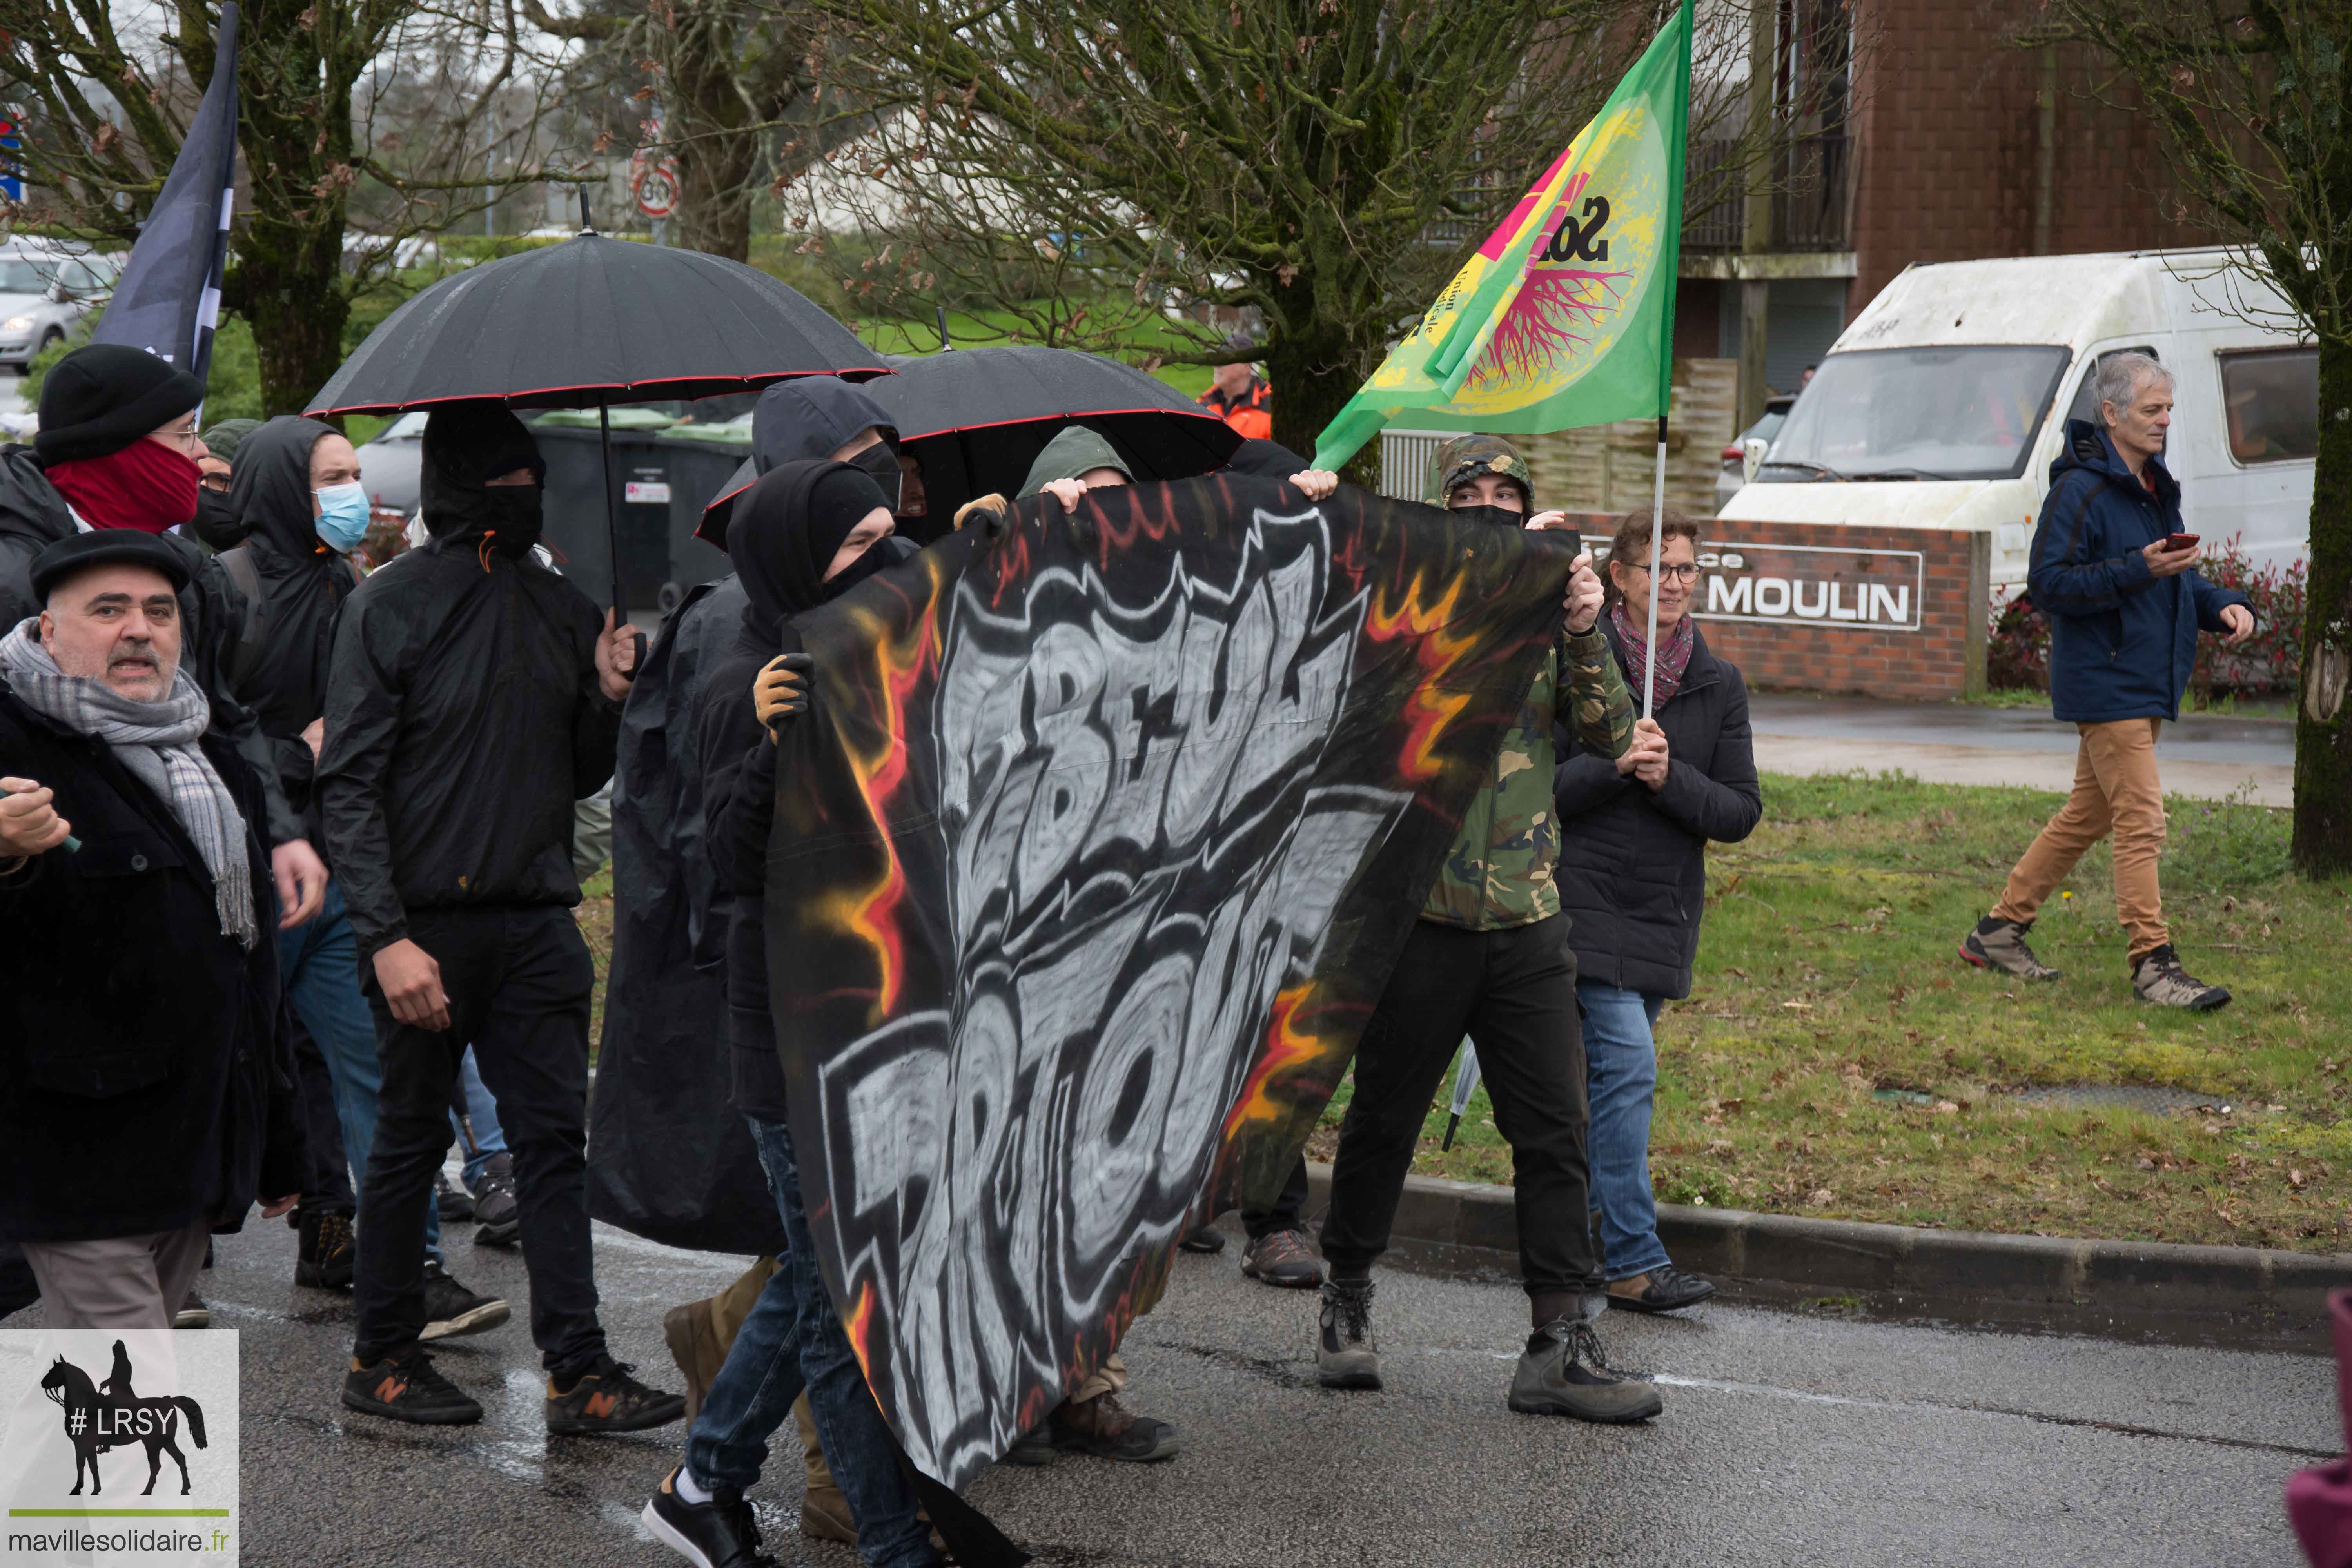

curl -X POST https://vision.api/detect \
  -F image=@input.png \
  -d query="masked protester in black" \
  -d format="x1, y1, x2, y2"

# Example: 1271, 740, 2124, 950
217, 417, 385, 1294
318, 400, 683, 1435
632, 460, 955, 1568
590, 379, 899, 1257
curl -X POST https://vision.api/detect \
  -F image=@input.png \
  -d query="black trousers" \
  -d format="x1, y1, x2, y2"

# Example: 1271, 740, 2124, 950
1321, 915, 1601, 1303
289, 1012, 356, 1217
1241, 1157, 1312, 1241
353, 904, 604, 1374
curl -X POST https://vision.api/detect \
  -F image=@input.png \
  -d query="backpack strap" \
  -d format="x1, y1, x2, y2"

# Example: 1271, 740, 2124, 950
216, 544, 268, 692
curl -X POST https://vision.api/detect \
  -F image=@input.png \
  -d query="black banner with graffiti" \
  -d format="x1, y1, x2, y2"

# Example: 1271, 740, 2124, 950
766, 474, 1572, 1488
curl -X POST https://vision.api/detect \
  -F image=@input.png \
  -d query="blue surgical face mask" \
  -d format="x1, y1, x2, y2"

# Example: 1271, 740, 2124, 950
314, 481, 372, 553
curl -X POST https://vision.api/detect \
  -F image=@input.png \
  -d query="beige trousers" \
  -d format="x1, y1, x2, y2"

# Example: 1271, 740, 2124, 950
1991, 717, 2169, 962
21, 1218, 214, 1330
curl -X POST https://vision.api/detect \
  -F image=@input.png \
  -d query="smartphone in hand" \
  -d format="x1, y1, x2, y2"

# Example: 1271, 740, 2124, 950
2164, 532, 2201, 551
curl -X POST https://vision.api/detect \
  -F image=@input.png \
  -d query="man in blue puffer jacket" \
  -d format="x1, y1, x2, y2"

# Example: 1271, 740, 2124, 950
1961, 352, 2254, 1009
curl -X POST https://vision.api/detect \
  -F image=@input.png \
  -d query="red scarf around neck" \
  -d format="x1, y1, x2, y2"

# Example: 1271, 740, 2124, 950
46, 439, 202, 534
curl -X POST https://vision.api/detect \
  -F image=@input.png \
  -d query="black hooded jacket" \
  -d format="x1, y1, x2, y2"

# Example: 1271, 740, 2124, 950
751, 377, 896, 472
695, 459, 895, 1116
220, 417, 361, 846
318, 405, 620, 958
0, 445, 302, 848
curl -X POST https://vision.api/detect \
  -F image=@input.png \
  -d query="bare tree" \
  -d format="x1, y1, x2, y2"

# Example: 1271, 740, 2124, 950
0, 0, 575, 412
785, 0, 1784, 465
2024, 0, 2351, 875
523, 0, 869, 261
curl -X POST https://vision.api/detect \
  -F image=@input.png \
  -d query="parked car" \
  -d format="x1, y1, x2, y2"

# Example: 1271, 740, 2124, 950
1717, 248, 2316, 583
356, 410, 428, 517
0, 246, 123, 373
1715, 394, 1795, 510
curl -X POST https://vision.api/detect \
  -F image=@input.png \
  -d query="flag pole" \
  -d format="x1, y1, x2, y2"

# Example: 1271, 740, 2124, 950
1643, 414, 1666, 721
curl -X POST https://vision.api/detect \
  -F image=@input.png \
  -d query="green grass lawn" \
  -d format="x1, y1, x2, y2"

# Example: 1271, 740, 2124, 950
1307, 771, 2350, 1254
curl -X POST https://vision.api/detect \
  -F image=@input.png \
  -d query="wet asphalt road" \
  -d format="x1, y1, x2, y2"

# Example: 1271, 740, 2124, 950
7, 1209, 2330, 1567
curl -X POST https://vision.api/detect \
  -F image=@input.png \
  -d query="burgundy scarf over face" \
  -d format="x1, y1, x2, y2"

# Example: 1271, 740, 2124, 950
46, 439, 202, 534
1611, 599, 1695, 711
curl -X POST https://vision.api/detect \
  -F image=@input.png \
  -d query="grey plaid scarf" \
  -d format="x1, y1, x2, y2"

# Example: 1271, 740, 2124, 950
1, 619, 257, 947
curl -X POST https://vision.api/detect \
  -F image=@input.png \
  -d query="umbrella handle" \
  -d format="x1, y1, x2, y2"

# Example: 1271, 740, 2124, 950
597, 397, 642, 685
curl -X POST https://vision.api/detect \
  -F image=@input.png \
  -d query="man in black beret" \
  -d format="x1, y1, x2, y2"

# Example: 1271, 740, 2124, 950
0, 529, 303, 1327
0, 345, 327, 938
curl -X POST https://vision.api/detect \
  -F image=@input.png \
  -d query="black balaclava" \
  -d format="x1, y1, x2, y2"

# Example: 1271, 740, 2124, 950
1449, 501, 1528, 531
420, 401, 548, 555
1223, 437, 1310, 478
227, 415, 343, 562
728, 460, 895, 642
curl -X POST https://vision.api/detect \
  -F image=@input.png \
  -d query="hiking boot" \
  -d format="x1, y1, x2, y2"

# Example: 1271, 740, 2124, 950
434, 1169, 474, 1221
1508, 1316, 1662, 1424
296, 1209, 356, 1291
419, 1260, 509, 1341
546, 1353, 687, 1436
2132, 944, 2231, 1011
1606, 1264, 1717, 1315
1046, 1393, 1181, 1461
641, 1466, 776, 1568
343, 1344, 483, 1425
1960, 916, 2061, 981
1178, 1224, 1227, 1254
173, 1289, 209, 1330
662, 1298, 726, 1424
470, 1153, 520, 1247
1241, 1227, 1325, 1289
799, 1486, 858, 1547
1316, 1278, 1381, 1390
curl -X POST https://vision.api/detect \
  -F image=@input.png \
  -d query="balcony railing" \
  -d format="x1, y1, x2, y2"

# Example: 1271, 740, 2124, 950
1426, 129, 1849, 256
1681, 132, 1851, 255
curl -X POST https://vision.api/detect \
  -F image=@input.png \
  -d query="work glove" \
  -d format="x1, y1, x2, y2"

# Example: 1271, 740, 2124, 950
754, 652, 814, 742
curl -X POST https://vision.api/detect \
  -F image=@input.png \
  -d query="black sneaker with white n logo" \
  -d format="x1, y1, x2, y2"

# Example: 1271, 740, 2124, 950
641, 1466, 777, 1568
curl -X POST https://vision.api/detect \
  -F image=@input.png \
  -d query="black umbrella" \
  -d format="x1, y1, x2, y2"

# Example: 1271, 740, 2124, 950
695, 343, 1243, 545
307, 195, 888, 638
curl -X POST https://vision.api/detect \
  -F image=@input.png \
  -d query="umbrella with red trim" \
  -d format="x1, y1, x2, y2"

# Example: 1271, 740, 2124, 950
694, 343, 1243, 546
306, 197, 887, 639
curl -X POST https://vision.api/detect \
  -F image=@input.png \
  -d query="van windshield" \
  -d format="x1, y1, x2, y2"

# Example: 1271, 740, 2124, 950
1759, 346, 2071, 482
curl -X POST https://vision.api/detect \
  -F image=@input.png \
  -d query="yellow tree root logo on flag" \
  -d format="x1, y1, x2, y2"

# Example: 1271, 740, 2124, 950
1314, 4, 1691, 470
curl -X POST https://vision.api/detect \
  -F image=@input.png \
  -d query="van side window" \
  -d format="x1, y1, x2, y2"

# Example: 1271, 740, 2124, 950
2218, 347, 2319, 464
2063, 347, 2159, 428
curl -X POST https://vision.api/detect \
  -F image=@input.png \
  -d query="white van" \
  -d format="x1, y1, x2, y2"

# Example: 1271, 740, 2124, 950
1717, 249, 2317, 586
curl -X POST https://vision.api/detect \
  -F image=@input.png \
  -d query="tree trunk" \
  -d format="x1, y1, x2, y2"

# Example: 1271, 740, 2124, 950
2292, 331, 2352, 877
668, 21, 759, 263
1263, 269, 1380, 487
674, 129, 757, 262
234, 216, 353, 416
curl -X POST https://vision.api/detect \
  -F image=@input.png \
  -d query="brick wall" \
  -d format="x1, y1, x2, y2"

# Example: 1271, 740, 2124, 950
1847, 0, 2204, 316
1558, 514, 1990, 702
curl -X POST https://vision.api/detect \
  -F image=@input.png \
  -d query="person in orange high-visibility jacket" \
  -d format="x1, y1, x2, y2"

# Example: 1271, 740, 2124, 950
1199, 332, 1272, 441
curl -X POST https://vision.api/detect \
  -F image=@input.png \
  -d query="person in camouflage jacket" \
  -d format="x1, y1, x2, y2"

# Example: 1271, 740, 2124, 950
1311, 434, 1664, 1426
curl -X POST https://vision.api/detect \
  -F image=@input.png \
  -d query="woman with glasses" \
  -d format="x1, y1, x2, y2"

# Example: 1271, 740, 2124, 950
1551, 507, 1761, 1315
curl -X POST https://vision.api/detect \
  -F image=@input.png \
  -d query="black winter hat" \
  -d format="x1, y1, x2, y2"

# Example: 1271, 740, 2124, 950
33, 344, 207, 465
28, 528, 191, 604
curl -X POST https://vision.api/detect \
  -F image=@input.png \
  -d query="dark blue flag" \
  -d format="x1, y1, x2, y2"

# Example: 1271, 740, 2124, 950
93, 3, 238, 383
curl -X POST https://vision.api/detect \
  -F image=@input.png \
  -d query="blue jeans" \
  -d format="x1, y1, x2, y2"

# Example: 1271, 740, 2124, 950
684, 1114, 937, 1568
278, 878, 439, 1260
1576, 981, 1671, 1282
451, 1048, 508, 1189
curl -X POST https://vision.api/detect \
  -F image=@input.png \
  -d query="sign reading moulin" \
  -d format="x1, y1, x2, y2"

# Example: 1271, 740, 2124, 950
0, 1330, 239, 1565
1694, 541, 1925, 632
